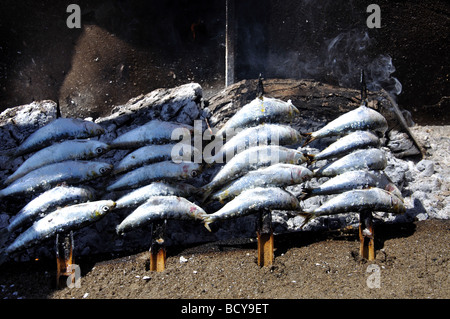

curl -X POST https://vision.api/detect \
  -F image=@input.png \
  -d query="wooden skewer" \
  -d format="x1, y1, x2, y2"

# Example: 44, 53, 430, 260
149, 220, 167, 272
257, 209, 274, 267
56, 231, 75, 288
359, 211, 375, 261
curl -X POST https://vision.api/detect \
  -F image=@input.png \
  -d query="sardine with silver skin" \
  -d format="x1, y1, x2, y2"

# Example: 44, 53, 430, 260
304, 170, 403, 200
207, 124, 303, 164
304, 105, 388, 145
302, 188, 405, 217
5, 185, 96, 233
201, 145, 308, 199
107, 161, 200, 192
308, 130, 380, 162
215, 97, 300, 138
115, 181, 198, 209
110, 119, 196, 149
314, 148, 387, 177
5, 140, 110, 184
4, 200, 116, 255
203, 187, 300, 231
0, 161, 112, 198
114, 143, 201, 175
116, 196, 207, 235
13, 118, 105, 157
209, 163, 313, 204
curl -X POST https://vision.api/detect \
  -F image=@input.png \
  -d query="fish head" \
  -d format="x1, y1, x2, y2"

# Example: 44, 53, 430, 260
94, 200, 117, 217
288, 100, 300, 117
294, 166, 313, 183
188, 205, 206, 220
89, 141, 110, 157
390, 194, 406, 214
290, 151, 308, 165
89, 162, 113, 178
84, 121, 105, 136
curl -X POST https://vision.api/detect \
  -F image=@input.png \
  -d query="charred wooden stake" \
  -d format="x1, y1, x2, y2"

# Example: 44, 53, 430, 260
149, 220, 167, 272
359, 211, 375, 260
56, 231, 74, 288
256, 209, 274, 267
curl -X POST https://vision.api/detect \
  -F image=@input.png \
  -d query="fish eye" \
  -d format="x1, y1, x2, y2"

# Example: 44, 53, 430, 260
101, 205, 110, 212
297, 158, 303, 164
191, 170, 199, 177
95, 147, 104, 154
99, 166, 110, 174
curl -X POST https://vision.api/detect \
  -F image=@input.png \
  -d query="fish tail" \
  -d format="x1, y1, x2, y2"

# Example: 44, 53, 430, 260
115, 225, 125, 236
298, 188, 313, 200
203, 216, 213, 232
305, 153, 316, 165
200, 185, 214, 204
295, 212, 316, 229
302, 133, 315, 146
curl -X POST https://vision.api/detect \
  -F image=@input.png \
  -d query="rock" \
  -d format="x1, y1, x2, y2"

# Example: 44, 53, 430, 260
416, 159, 435, 177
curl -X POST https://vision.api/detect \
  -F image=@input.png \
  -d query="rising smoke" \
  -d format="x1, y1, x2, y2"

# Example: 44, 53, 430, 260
239, 1, 403, 97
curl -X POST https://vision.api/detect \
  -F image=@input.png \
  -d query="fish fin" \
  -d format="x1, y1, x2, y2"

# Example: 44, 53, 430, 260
302, 133, 315, 147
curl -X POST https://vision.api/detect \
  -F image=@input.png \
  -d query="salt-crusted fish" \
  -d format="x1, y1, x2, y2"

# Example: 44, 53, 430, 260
115, 181, 198, 209
113, 143, 201, 174
13, 118, 105, 157
304, 170, 402, 200
314, 148, 387, 177
201, 145, 307, 199
209, 163, 313, 204
207, 124, 303, 164
5, 140, 110, 184
302, 188, 405, 217
308, 130, 380, 162
215, 97, 300, 138
5, 185, 96, 233
110, 119, 196, 149
304, 105, 388, 145
0, 161, 112, 198
107, 161, 201, 192
116, 196, 207, 234
4, 200, 116, 255
203, 187, 300, 231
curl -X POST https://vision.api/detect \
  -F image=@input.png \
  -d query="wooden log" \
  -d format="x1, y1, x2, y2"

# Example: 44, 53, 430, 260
256, 209, 274, 267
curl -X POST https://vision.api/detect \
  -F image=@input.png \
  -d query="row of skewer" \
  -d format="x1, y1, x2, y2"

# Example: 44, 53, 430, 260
0, 86, 405, 286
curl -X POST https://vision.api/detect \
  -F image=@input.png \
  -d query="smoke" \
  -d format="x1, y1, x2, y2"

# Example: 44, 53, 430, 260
238, 1, 403, 97
325, 29, 402, 95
